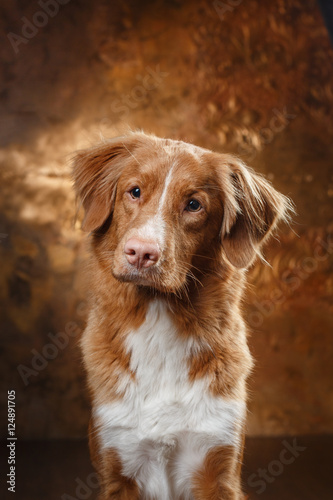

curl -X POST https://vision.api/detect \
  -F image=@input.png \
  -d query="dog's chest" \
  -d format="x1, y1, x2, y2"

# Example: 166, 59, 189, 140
100, 300, 208, 438
123, 300, 200, 412
96, 301, 245, 499
97, 301, 244, 443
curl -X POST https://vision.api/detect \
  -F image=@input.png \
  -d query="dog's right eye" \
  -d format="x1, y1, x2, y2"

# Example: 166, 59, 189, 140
130, 187, 141, 199
186, 199, 202, 212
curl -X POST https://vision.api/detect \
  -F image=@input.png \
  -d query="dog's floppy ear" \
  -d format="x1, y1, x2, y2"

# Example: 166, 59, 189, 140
72, 137, 134, 232
220, 157, 292, 269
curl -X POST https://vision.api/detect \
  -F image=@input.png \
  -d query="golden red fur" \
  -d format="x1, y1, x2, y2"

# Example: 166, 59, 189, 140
72, 131, 291, 499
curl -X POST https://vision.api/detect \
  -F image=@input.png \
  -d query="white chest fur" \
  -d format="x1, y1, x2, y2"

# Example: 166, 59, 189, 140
96, 301, 245, 500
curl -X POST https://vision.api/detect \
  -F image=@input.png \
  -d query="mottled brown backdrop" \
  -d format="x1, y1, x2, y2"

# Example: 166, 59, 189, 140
0, 0, 332, 439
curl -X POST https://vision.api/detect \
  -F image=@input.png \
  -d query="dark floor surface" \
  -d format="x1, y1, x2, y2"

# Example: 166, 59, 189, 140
1, 436, 332, 499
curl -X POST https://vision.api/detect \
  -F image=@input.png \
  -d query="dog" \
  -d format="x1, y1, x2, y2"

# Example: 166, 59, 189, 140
72, 131, 291, 500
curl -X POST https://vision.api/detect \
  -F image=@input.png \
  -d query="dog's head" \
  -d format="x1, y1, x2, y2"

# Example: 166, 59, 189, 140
73, 132, 291, 293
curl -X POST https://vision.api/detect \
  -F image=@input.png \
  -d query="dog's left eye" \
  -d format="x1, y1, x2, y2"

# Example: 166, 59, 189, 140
130, 187, 141, 199
186, 199, 202, 212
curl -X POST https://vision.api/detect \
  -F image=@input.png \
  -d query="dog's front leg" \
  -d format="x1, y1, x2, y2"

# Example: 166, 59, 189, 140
89, 419, 140, 500
191, 444, 244, 500
96, 448, 140, 500
99, 449, 141, 500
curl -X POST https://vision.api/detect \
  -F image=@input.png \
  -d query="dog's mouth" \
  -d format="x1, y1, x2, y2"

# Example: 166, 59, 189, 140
113, 267, 160, 287
112, 262, 187, 294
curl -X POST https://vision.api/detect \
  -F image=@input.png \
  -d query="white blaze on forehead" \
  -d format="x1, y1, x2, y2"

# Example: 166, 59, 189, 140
158, 164, 175, 214
157, 142, 206, 214
132, 164, 175, 250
